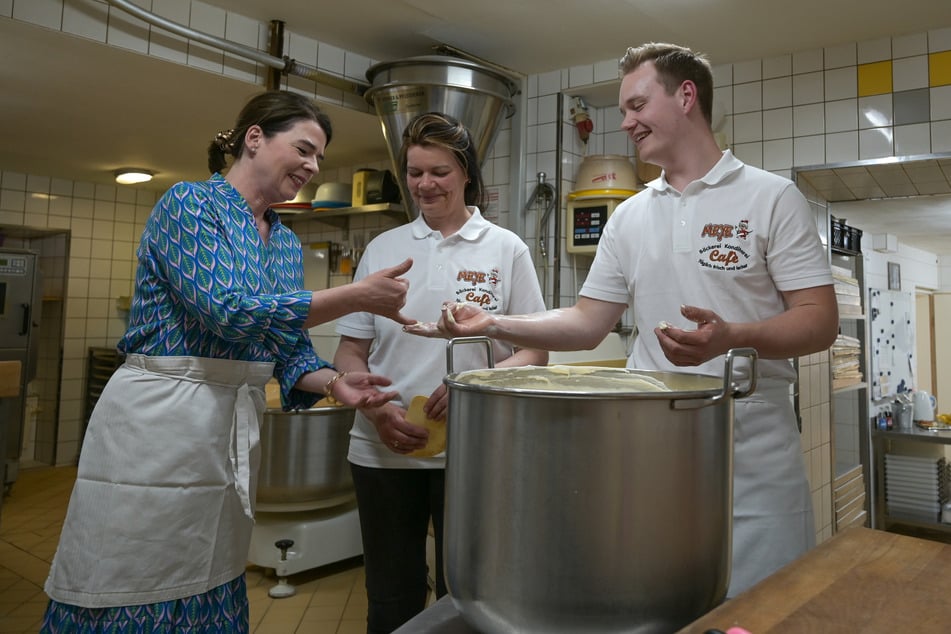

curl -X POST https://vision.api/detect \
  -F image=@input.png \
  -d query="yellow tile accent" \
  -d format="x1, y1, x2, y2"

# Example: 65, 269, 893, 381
858, 61, 892, 96
930, 50, 951, 87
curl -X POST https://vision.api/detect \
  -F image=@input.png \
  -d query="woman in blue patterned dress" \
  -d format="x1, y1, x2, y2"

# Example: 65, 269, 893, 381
40, 90, 414, 633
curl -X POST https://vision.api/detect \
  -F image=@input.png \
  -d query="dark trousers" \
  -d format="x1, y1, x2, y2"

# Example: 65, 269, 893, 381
350, 463, 447, 634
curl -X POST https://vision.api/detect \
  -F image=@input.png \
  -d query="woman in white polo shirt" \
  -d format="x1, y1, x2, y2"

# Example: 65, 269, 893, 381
333, 112, 548, 633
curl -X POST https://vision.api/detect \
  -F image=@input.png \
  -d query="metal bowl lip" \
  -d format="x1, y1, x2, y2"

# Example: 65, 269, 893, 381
444, 367, 724, 399
365, 54, 519, 91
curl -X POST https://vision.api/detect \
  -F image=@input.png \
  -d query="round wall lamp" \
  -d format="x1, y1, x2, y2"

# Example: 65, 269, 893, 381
114, 168, 154, 185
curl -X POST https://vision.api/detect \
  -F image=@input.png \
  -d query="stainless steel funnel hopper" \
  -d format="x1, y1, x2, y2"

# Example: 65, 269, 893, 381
365, 55, 518, 220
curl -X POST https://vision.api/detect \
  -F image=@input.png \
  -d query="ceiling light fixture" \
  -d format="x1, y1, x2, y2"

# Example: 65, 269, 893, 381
114, 168, 154, 185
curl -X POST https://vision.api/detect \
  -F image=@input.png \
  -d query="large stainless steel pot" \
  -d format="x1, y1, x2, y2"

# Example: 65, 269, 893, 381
256, 406, 356, 511
442, 339, 757, 633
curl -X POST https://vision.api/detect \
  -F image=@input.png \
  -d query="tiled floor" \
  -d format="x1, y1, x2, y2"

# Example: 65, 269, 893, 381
0, 466, 371, 634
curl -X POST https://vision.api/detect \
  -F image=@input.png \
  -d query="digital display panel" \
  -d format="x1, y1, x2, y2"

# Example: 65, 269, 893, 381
571, 203, 608, 247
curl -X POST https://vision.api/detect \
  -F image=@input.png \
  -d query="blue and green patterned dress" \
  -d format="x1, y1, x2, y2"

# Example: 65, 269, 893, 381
42, 175, 332, 633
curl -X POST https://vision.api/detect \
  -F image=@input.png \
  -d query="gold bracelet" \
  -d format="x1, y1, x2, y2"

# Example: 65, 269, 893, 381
324, 371, 348, 398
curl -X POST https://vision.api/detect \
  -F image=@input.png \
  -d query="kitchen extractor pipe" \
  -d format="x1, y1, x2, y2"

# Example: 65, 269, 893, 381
364, 55, 519, 221
104, 0, 369, 96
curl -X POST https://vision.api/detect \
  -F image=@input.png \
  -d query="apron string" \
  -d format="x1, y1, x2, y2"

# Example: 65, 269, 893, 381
231, 383, 259, 519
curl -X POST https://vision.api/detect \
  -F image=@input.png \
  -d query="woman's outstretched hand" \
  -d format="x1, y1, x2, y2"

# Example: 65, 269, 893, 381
330, 371, 399, 408
403, 301, 494, 338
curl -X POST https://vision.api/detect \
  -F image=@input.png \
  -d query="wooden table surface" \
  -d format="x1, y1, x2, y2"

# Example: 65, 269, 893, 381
680, 527, 951, 633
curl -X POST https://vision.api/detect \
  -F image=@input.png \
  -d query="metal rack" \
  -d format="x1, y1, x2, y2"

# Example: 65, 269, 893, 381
82, 347, 124, 445
830, 242, 871, 532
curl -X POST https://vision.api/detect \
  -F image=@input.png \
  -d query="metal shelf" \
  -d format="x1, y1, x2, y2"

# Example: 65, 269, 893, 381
871, 427, 951, 533
280, 202, 406, 219
833, 381, 868, 394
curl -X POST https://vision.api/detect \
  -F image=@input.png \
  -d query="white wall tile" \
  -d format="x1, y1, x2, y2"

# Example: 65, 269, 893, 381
824, 42, 856, 69
223, 11, 260, 83
893, 32, 928, 58
0, 209, 24, 224
892, 55, 929, 92
764, 138, 793, 170
70, 198, 93, 219
763, 76, 792, 109
317, 42, 345, 76
106, 0, 150, 54
931, 85, 951, 121
764, 107, 792, 140
793, 49, 823, 74
547, 96, 570, 131
933, 120, 951, 153
288, 33, 318, 67
26, 174, 51, 193
734, 81, 762, 114
714, 85, 733, 117
733, 59, 762, 84
49, 196, 72, 216
568, 64, 594, 88
711, 63, 732, 88
824, 67, 856, 101
12, 0, 62, 29
73, 181, 95, 199
732, 142, 763, 168
857, 36, 891, 64
1, 171, 26, 189
525, 74, 539, 99
186, 0, 225, 72
733, 111, 762, 143
763, 54, 792, 79
794, 135, 825, 167
1, 188, 25, 212
859, 127, 894, 159
536, 70, 561, 96
94, 184, 117, 204
793, 71, 824, 105
858, 94, 893, 129
825, 99, 858, 133
344, 52, 371, 82
62, 0, 107, 42
603, 132, 629, 156
593, 59, 617, 84
894, 123, 932, 155
116, 188, 136, 204
70, 217, 93, 239
525, 96, 540, 127
930, 27, 951, 52
537, 122, 557, 153
149, 0, 189, 64
826, 131, 858, 163
794, 103, 825, 136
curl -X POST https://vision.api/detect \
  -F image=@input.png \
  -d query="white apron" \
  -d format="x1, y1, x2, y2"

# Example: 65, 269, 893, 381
728, 380, 815, 597
45, 354, 274, 608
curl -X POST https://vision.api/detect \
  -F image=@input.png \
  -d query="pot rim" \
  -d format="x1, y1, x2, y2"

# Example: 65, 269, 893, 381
264, 405, 356, 414
444, 366, 726, 399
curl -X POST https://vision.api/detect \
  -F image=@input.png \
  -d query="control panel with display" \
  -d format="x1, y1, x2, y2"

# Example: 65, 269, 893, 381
566, 195, 629, 254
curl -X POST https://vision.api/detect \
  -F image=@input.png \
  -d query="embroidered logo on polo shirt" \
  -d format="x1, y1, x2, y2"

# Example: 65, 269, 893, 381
697, 221, 752, 272
456, 267, 501, 310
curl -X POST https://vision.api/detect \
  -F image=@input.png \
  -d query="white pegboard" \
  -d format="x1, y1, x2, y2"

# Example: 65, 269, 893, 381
868, 288, 915, 400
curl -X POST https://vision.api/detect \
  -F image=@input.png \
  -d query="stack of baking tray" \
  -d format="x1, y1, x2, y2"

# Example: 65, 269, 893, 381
884, 453, 949, 523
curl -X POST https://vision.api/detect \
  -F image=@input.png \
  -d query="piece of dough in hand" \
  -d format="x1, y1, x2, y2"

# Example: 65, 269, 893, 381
405, 395, 447, 457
